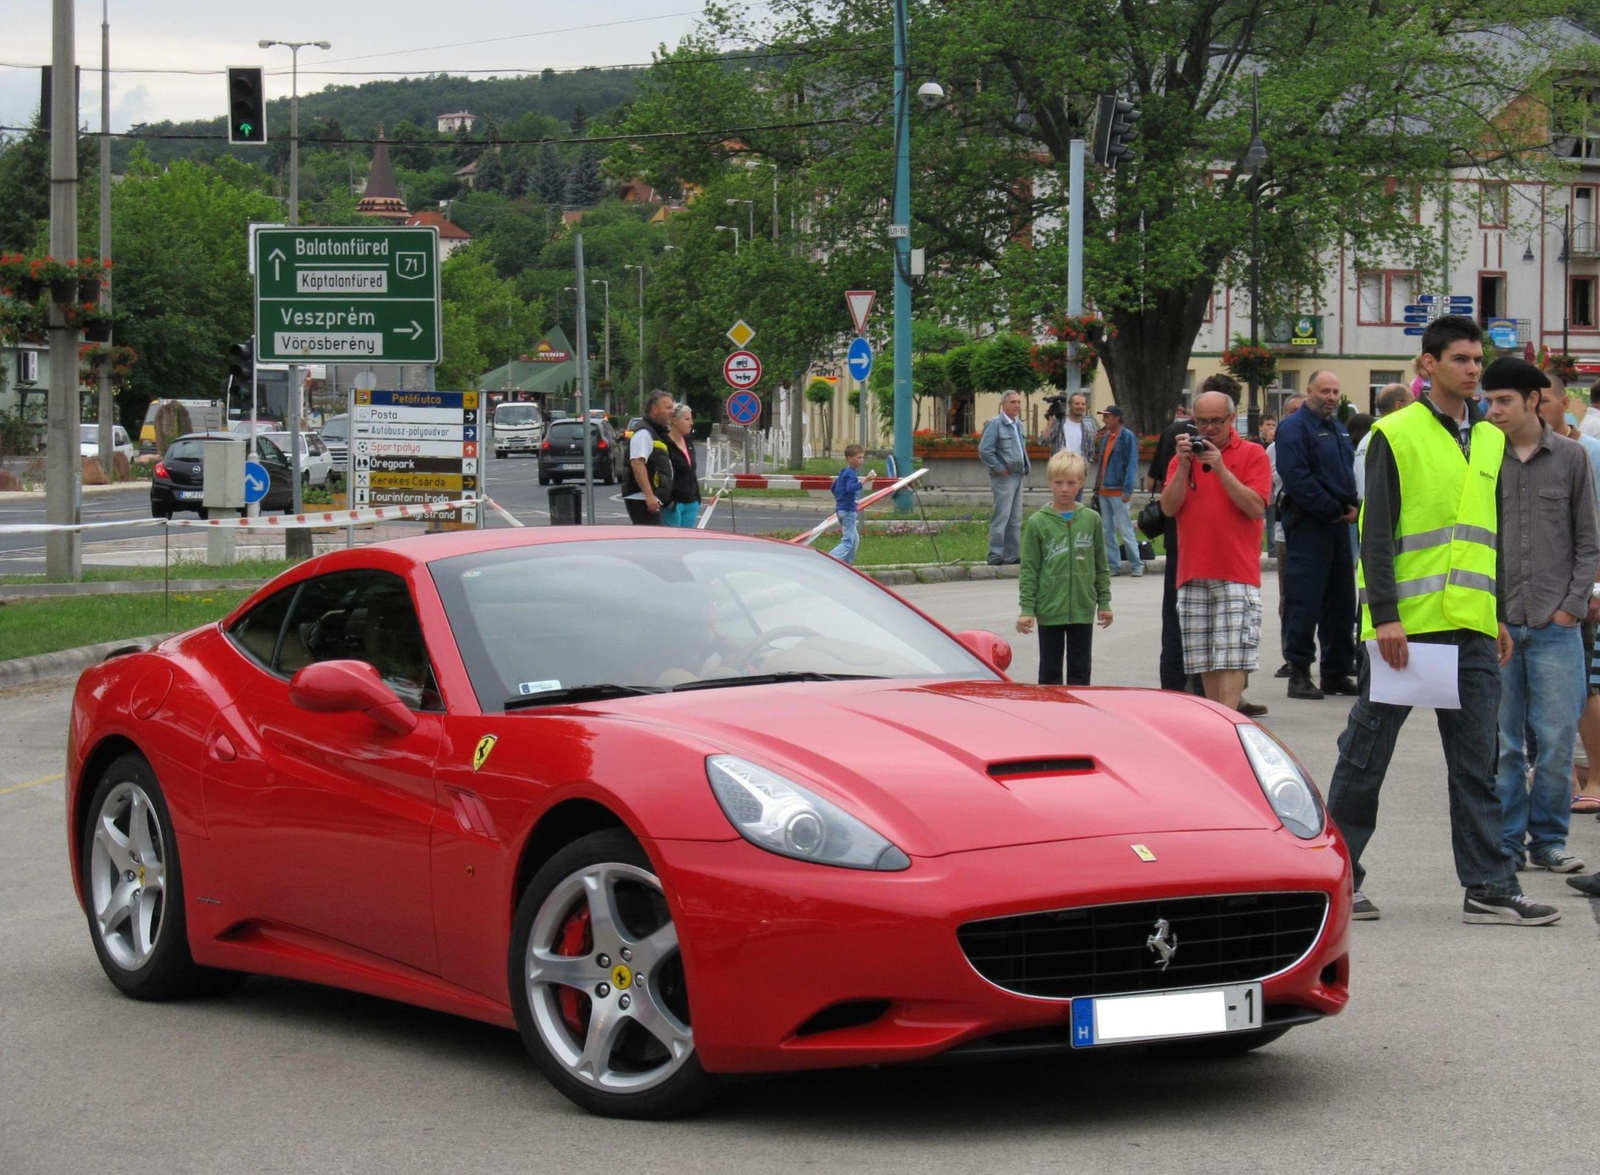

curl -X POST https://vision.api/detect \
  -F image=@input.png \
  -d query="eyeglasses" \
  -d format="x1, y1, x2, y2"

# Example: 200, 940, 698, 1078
1193, 416, 1231, 426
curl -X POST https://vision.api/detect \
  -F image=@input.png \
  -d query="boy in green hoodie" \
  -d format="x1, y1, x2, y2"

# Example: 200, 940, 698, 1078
1017, 450, 1114, 685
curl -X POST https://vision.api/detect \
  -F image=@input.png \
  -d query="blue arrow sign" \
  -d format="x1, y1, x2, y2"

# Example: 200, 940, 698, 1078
847, 336, 875, 382
1403, 326, 1427, 336
1416, 295, 1437, 304
243, 460, 270, 504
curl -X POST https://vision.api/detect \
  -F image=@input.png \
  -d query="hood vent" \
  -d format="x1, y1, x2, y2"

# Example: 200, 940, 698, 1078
987, 757, 1094, 780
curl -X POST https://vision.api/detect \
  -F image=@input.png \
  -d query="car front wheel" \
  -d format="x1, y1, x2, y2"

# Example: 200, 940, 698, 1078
81, 752, 243, 1000
509, 829, 718, 1119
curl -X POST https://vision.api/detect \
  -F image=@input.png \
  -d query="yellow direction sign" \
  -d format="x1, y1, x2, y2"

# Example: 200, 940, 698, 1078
726, 319, 756, 348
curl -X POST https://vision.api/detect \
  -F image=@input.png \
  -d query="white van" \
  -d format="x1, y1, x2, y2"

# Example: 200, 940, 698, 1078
493, 401, 544, 457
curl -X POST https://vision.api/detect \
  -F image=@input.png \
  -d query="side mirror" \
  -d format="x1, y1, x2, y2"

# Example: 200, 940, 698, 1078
288, 660, 419, 734
956, 630, 1013, 672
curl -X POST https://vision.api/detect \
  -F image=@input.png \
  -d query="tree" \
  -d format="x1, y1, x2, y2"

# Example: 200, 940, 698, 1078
565, 147, 606, 209
806, 378, 835, 456
619, 3, 1592, 431
570, 104, 588, 135
505, 164, 531, 199
473, 148, 505, 194
532, 143, 568, 204
437, 245, 544, 389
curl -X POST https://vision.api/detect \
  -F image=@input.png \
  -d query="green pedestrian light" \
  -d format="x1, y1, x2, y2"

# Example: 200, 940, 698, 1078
226, 66, 267, 145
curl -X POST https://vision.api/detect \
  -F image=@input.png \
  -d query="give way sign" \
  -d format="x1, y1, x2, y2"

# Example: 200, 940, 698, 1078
723, 349, 763, 390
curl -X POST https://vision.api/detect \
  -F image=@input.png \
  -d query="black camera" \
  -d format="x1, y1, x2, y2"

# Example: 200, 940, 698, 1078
1181, 423, 1211, 452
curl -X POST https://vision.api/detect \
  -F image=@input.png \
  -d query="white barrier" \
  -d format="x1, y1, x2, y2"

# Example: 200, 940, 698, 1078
0, 498, 485, 535
788, 468, 929, 547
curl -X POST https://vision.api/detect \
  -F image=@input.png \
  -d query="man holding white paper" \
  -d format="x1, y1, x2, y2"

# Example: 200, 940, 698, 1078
1325, 316, 1560, 927
1484, 359, 1600, 874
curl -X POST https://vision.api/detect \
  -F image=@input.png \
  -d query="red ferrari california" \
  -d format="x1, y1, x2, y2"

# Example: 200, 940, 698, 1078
67, 528, 1350, 1118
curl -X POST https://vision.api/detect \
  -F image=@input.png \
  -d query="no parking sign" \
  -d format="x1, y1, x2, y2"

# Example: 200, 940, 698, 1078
726, 390, 762, 426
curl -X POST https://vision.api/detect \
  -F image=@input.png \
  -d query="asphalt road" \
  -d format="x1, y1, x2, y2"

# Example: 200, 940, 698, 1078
3, 573, 1597, 1174
0, 457, 834, 570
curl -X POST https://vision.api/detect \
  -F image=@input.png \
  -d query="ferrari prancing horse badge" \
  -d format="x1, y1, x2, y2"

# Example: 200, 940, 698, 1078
473, 735, 498, 772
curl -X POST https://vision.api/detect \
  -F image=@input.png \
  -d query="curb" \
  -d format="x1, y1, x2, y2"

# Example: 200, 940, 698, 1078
0, 481, 149, 502
0, 578, 269, 603
0, 633, 174, 689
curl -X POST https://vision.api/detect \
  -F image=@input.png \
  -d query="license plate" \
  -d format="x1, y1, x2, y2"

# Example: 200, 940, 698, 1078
558, 463, 583, 471
1069, 982, 1262, 1047
176, 490, 203, 500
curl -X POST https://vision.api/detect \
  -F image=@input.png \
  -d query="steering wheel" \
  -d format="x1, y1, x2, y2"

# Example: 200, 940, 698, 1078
728, 625, 822, 671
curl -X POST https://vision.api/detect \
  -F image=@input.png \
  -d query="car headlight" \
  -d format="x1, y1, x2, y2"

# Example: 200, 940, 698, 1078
706, 755, 911, 871
1237, 725, 1324, 839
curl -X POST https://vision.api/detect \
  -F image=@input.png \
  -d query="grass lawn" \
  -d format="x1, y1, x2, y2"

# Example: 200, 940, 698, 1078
0, 556, 299, 586
0, 590, 252, 661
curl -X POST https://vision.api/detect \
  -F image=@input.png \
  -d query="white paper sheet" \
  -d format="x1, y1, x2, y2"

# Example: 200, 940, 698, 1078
1364, 640, 1460, 709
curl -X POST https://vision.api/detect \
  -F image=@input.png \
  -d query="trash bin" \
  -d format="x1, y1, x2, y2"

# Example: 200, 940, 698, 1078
548, 484, 583, 525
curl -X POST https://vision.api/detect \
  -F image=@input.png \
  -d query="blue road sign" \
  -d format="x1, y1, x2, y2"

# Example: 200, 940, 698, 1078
1403, 326, 1427, 336
1416, 295, 1437, 304
1447, 295, 1475, 303
847, 336, 875, 382
243, 460, 270, 504
726, 389, 762, 426
1403, 313, 1432, 324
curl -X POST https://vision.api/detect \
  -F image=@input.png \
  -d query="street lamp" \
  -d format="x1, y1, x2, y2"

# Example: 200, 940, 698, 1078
766, 164, 780, 243
624, 263, 646, 416
715, 225, 740, 252
726, 197, 754, 240
1523, 207, 1573, 357
1244, 72, 1268, 437
590, 278, 611, 413
260, 36, 330, 535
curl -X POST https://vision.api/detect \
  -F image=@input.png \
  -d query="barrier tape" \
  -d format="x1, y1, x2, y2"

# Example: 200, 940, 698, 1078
0, 497, 483, 535
695, 486, 730, 529
788, 468, 929, 547
484, 497, 526, 528
701, 473, 840, 491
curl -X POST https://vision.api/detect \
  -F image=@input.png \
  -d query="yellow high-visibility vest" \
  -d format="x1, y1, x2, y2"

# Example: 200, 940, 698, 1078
1357, 400, 1502, 639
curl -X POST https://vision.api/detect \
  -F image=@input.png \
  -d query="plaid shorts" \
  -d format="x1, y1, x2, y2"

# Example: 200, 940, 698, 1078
1178, 579, 1262, 674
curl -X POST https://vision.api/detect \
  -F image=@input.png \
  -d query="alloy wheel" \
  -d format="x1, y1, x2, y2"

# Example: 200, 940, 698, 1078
88, 781, 168, 971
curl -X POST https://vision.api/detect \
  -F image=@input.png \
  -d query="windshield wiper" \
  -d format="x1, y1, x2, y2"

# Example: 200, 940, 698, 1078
503, 683, 668, 710
668, 672, 884, 693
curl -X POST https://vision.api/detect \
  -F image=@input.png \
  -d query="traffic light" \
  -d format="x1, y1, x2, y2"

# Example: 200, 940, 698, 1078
227, 339, 253, 409
1091, 92, 1140, 170
227, 67, 267, 145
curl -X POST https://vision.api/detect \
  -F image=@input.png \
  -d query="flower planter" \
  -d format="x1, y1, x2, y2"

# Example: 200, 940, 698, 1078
79, 278, 102, 303
913, 444, 1053, 489
49, 277, 78, 305
18, 278, 43, 301
83, 320, 112, 343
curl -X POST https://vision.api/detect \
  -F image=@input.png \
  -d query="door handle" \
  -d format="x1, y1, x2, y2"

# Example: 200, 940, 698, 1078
209, 732, 237, 762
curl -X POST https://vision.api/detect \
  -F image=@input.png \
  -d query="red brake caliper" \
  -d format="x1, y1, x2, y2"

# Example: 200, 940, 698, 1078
554, 904, 593, 1036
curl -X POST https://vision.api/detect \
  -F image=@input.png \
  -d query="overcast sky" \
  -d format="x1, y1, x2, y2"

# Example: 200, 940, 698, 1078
0, 1, 748, 133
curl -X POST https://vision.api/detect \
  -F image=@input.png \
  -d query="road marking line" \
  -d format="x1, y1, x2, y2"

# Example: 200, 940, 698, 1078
0, 772, 64, 796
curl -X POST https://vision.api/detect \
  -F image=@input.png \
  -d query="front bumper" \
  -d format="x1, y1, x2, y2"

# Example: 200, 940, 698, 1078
649, 828, 1351, 1074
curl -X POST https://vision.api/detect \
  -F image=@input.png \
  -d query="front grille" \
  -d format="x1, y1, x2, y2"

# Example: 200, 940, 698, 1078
958, 892, 1327, 999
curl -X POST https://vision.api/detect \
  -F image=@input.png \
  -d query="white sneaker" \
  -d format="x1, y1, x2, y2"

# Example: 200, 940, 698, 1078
1530, 848, 1585, 873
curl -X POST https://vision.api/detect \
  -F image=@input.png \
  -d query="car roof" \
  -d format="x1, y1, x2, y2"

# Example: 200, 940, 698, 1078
173, 432, 245, 442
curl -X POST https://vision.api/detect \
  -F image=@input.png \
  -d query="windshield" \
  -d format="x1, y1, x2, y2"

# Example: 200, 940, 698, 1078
496, 405, 540, 426
167, 438, 226, 461
547, 421, 600, 441
321, 417, 348, 441
430, 537, 996, 710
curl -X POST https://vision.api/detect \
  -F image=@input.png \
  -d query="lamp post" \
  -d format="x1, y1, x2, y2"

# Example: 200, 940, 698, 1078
1244, 72, 1268, 438
96, 0, 114, 477
726, 198, 755, 240
767, 164, 780, 243
715, 225, 740, 253
260, 36, 330, 542
1523, 208, 1573, 357
890, 0, 913, 505
590, 278, 611, 413
624, 264, 646, 416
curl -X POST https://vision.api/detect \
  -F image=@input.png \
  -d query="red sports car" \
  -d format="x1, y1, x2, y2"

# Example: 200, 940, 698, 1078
67, 528, 1351, 1118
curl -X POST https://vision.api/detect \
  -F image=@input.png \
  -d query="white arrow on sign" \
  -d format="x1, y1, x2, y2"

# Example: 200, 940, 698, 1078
392, 319, 424, 340
269, 248, 286, 282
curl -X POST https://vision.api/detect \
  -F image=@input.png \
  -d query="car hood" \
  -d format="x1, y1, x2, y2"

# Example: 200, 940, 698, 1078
614, 679, 1279, 856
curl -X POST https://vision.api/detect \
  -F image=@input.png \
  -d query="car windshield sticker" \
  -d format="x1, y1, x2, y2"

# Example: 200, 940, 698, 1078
518, 680, 562, 695
472, 735, 498, 773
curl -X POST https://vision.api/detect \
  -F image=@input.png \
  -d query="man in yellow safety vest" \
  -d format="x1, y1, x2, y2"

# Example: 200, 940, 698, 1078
1326, 315, 1560, 926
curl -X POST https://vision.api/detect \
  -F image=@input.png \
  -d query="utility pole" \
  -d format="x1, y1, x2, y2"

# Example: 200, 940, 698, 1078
1065, 140, 1084, 402
1245, 73, 1268, 438
574, 236, 596, 523
46, 0, 80, 580
591, 278, 610, 414
97, 1, 114, 479
624, 264, 645, 416
890, 0, 913, 506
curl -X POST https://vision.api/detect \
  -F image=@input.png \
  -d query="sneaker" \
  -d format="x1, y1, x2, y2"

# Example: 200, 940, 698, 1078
1530, 848, 1586, 873
1131, 568, 1145, 577
1351, 890, 1380, 920
1462, 889, 1561, 926
1274, 661, 1293, 679
1287, 671, 1325, 701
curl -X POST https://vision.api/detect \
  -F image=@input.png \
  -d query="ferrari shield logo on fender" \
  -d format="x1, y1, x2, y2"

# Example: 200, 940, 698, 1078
472, 735, 498, 773
1131, 844, 1157, 861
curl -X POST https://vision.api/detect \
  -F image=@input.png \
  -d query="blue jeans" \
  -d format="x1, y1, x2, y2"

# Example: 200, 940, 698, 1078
661, 501, 700, 528
831, 511, 860, 564
1495, 622, 1585, 861
987, 472, 1024, 562
1325, 632, 1518, 894
1100, 494, 1143, 573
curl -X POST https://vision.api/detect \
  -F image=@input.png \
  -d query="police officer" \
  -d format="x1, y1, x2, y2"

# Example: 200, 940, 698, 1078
1275, 370, 1359, 700
1326, 315, 1559, 927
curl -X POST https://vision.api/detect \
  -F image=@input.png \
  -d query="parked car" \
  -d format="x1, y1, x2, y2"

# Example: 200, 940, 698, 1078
79, 423, 135, 464
319, 414, 349, 476
229, 420, 281, 437
264, 431, 335, 487
538, 418, 623, 485
150, 432, 293, 519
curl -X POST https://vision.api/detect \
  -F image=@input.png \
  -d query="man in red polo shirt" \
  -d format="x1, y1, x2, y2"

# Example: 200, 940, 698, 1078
1159, 388, 1272, 710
